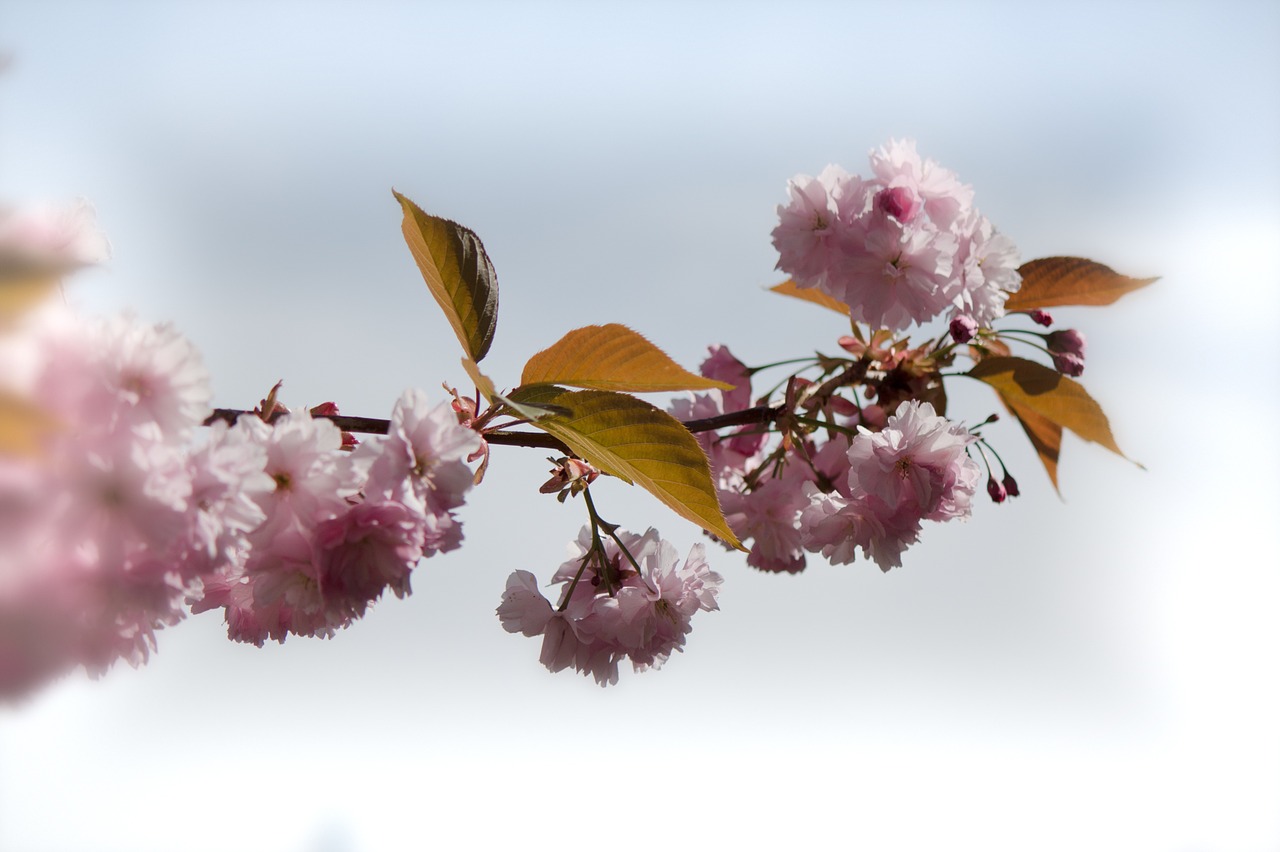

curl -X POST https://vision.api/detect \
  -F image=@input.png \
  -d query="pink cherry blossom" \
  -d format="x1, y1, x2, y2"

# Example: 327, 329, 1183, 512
835, 213, 959, 330
771, 168, 848, 289
496, 570, 555, 638
720, 462, 814, 574
498, 527, 721, 686
360, 388, 481, 549
312, 500, 426, 620
951, 213, 1022, 328
868, 139, 974, 231
846, 400, 980, 523
773, 140, 1020, 333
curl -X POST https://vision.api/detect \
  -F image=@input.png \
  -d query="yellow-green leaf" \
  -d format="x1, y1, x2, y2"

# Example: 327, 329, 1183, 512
508, 386, 745, 549
395, 191, 499, 362
520, 324, 731, 393
1004, 257, 1157, 311
968, 356, 1135, 464
999, 393, 1063, 494
768, 279, 850, 316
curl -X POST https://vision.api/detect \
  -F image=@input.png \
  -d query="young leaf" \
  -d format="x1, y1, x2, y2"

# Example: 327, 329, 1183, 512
395, 191, 499, 362
1004, 257, 1157, 311
508, 386, 745, 549
520, 324, 732, 393
461, 358, 569, 422
768, 279, 851, 316
967, 356, 1135, 464
1000, 394, 1063, 494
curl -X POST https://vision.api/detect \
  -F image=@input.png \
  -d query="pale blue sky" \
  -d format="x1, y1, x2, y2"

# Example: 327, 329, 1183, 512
2, 2, 1278, 850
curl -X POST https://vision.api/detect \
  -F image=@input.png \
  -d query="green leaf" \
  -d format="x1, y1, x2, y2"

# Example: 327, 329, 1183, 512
395, 191, 499, 362
967, 356, 1136, 465
768, 279, 850, 316
521, 324, 732, 393
1004, 257, 1157, 311
508, 386, 745, 549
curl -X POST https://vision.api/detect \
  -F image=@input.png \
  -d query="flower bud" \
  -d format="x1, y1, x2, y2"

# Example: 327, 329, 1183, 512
987, 477, 1007, 503
876, 186, 922, 223
1002, 472, 1019, 498
949, 315, 978, 344
1046, 329, 1087, 376
1030, 309, 1053, 327
837, 335, 864, 356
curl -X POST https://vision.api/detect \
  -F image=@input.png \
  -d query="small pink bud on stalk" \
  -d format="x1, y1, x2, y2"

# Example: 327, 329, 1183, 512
1002, 472, 1020, 498
1030, 310, 1054, 327
949, 315, 978, 344
1046, 329, 1087, 377
987, 477, 1008, 503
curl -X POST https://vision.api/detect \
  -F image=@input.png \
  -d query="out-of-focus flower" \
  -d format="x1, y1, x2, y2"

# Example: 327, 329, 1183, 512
0, 302, 235, 697
0, 199, 110, 277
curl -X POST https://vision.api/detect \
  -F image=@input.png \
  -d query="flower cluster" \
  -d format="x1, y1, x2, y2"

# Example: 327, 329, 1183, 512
671, 346, 982, 574
1, 256, 481, 697
772, 139, 1021, 331
190, 390, 481, 647
497, 527, 721, 686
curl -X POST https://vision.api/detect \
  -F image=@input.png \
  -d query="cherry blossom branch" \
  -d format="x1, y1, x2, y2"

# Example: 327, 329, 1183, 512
203, 404, 789, 451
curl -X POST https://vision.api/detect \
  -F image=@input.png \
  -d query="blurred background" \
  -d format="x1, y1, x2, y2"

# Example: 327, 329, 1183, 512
1, 1, 1278, 850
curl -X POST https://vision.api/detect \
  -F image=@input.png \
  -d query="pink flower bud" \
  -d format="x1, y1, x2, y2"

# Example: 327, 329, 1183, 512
1002, 472, 1019, 498
1030, 310, 1053, 327
1052, 352, 1085, 376
987, 477, 1007, 503
949, 315, 978, 343
309, 401, 340, 417
837, 335, 865, 356
876, 186, 923, 223
1046, 329, 1086, 376
1046, 329, 1086, 356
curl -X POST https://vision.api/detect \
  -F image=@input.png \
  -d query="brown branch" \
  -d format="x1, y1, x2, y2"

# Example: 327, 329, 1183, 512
202, 403, 787, 452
